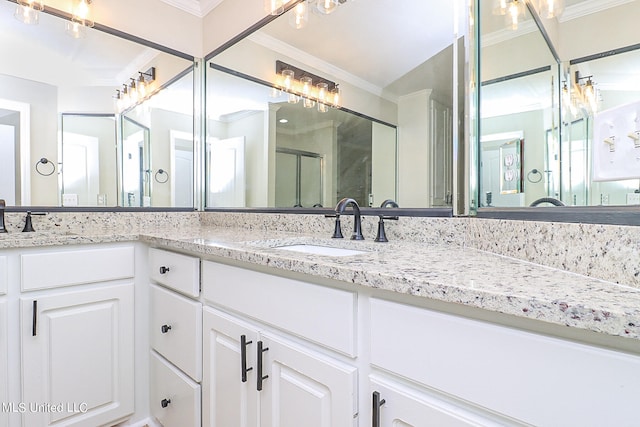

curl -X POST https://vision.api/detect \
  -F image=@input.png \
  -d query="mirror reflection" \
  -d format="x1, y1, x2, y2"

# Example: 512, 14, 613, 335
478, 0, 640, 209
0, 0, 194, 207
206, 0, 463, 209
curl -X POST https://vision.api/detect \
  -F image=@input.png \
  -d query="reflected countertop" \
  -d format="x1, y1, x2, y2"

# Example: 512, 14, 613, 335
2, 226, 640, 342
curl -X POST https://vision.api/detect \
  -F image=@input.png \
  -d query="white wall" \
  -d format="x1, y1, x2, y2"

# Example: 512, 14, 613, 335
0, 74, 58, 205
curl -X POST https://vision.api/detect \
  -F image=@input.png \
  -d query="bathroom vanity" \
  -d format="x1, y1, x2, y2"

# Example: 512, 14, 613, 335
1, 219, 640, 427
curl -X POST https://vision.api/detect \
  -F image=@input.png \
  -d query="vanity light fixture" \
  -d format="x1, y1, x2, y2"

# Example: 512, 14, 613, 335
14, 0, 44, 25
114, 67, 157, 113
563, 71, 600, 118
66, 0, 94, 39
274, 60, 341, 112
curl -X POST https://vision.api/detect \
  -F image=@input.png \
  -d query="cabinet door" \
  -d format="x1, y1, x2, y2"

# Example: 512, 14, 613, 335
21, 283, 134, 427
0, 300, 7, 427
202, 307, 259, 427
370, 376, 510, 427
259, 332, 357, 427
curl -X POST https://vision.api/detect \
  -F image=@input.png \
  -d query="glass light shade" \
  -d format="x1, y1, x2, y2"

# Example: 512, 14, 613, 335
265, 0, 286, 15
14, 4, 41, 25
287, 93, 299, 104
492, 0, 508, 15
316, 0, 339, 15
506, 0, 525, 30
536, 0, 563, 19
331, 86, 341, 108
65, 20, 86, 38
137, 75, 148, 98
281, 69, 295, 90
316, 82, 328, 103
70, 0, 94, 28
303, 98, 316, 109
289, 1, 309, 29
318, 102, 329, 113
300, 76, 313, 97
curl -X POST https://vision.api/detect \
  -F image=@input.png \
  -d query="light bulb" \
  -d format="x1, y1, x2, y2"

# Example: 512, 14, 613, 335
331, 86, 341, 108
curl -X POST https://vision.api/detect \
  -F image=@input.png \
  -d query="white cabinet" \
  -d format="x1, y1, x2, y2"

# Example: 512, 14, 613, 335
150, 351, 201, 427
370, 298, 640, 427
150, 284, 202, 382
21, 283, 135, 427
148, 248, 202, 427
0, 299, 7, 427
149, 247, 200, 297
202, 307, 357, 427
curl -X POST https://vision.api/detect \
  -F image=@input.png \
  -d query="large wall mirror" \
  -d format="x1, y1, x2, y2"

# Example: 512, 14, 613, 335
0, 0, 194, 208
205, 0, 465, 210
477, 0, 640, 212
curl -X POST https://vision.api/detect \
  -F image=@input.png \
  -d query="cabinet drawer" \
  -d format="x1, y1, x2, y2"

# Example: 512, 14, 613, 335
150, 284, 202, 382
370, 298, 640, 426
202, 261, 357, 356
150, 351, 201, 427
21, 244, 134, 291
0, 255, 6, 295
149, 248, 200, 297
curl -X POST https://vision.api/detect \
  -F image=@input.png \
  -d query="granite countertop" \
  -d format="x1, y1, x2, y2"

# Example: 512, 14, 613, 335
2, 226, 640, 342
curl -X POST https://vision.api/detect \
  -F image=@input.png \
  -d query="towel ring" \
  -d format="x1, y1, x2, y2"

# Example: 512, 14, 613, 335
154, 169, 169, 184
527, 168, 543, 183
35, 158, 56, 176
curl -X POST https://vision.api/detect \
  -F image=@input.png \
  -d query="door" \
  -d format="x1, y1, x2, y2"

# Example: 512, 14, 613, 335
62, 132, 100, 206
21, 284, 134, 427
202, 307, 259, 427
207, 137, 246, 207
259, 332, 357, 427
170, 132, 194, 208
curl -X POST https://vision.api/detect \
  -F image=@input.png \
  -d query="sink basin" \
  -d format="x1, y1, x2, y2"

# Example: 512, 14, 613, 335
274, 244, 368, 257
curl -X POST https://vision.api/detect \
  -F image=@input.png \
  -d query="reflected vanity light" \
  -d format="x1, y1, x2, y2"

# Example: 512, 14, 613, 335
66, 0, 94, 39
265, 0, 294, 15
492, 0, 525, 30
14, 0, 44, 25
535, 0, 564, 19
114, 67, 157, 113
565, 71, 600, 118
289, 1, 309, 29
274, 61, 341, 112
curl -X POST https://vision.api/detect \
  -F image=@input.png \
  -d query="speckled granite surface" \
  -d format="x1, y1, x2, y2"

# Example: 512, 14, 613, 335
1, 211, 639, 341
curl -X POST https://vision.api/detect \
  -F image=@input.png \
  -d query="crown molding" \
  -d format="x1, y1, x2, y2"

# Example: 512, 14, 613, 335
559, 0, 635, 23
481, 20, 538, 48
158, 0, 224, 17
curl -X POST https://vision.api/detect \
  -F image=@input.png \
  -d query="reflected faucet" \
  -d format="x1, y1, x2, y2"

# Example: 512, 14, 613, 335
0, 199, 6, 233
375, 199, 399, 243
334, 198, 364, 240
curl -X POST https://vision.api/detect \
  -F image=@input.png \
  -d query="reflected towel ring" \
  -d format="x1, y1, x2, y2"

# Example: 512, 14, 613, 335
35, 158, 56, 176
527, 168, 543, 183
154, 169, 169, 184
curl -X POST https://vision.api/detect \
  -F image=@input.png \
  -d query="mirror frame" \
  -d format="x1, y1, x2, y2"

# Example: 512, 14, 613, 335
201, 0, 460, 217
473, 0, 640, 225
1, 0, 197, 213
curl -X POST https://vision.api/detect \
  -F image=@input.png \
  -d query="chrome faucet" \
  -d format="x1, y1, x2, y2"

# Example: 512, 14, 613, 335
0, 199, 6, 233
375, 199, 399, 243
334, 197, 364, 240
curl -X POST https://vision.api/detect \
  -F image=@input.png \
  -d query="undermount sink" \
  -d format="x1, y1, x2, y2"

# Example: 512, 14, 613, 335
274, 244, 368, 257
